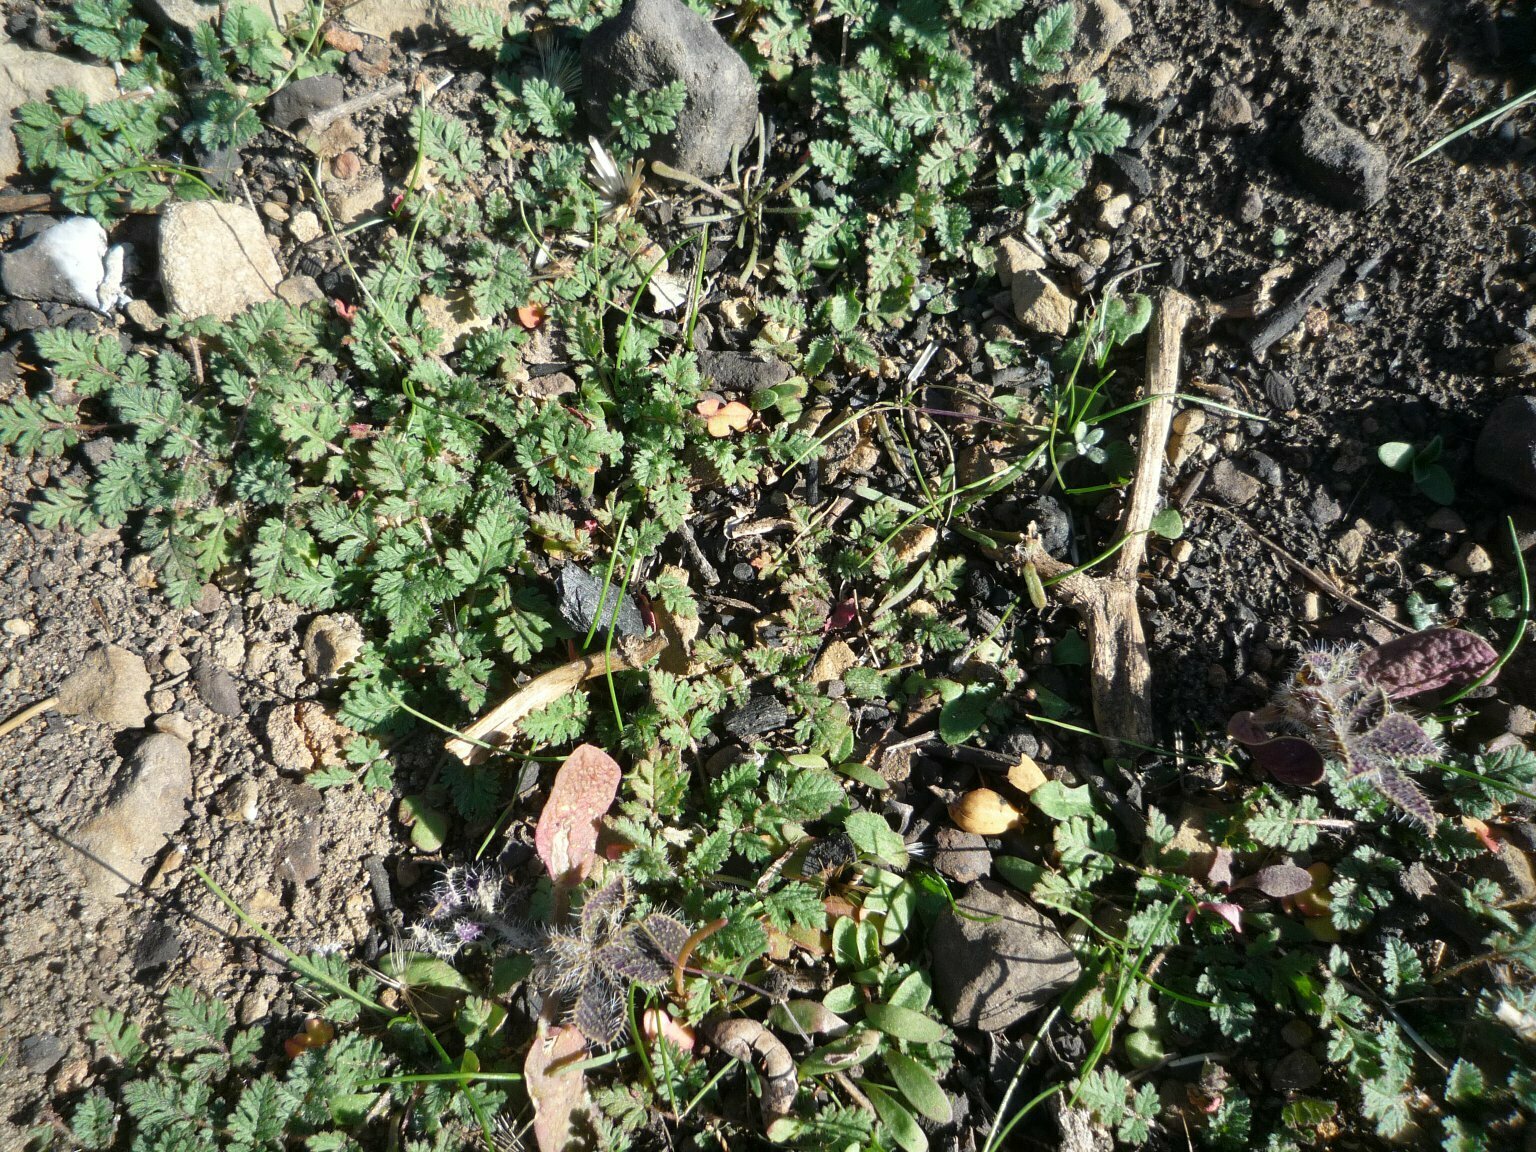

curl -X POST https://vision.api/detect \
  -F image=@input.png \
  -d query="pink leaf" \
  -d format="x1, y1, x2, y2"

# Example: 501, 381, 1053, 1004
825, 598, 858, 632
1355, 627, 1498, 699
1228, 712, 1327, 786
536, 744, 622, 883
525, 1023, 590, 1152
1186, 901, 1243, 934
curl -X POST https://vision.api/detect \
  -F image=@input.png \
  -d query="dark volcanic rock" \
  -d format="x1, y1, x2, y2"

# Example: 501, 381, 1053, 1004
581, 0, 757, 178
1475, 395, 1536, 499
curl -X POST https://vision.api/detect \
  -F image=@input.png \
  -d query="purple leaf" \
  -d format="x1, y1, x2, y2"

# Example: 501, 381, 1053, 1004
1372, 768, 1437, 832
1228, 712, 1326, 786
1351, 713, 1438, 766
1235, 863, 1314, 898
1355, 627, 1498, 700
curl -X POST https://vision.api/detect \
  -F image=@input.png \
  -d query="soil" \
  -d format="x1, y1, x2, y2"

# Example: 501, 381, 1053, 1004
3, 0, 1536, 1144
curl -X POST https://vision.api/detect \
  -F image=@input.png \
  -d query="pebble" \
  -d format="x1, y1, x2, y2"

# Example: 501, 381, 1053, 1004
1099, 194, 1132, 230
1165, 408, 1206, 470
931, 827, 992, 885
1062, 0, 1133, 84
3, 617, 34, 637
1010, 269, 1076, 336
55, 645, 152, 729
289, 210, 323, 244
1209, 459, 1262, 506
193, 655, 242, 717
277, 276, 325, 306
78, 731, 193, 898
326, 172, 385, 225
1449, 542, 1494, 576
215, 778, 261, 822
1270, 1050, 1322, 1092
1494, 343, 1536, 377
330, 151, 361, 180
1237, 185, 1264, 224
1207, 83, 1253, 130
1079, 237, 1110, 268
1426, 507, 1466, 533
1103, 60, 1176, 105
995, 235, 1045, 289
260, 200, 288, 222
267, 74, 344, 131
303, 613, 365, 678
0, 217, 127, 311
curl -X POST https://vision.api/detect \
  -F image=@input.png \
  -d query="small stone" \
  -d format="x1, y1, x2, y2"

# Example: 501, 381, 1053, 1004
55, 645, 152, 729
1079, 237, 1111, 268
892, 523, 938, 566
154, 713, 193, 742
1010, 269, 1076, 336
1494, 343, 1536, 377
1165, 408, 1206, 470
996, 235, 1045, 290
268, 74, 344, 131
331, 150, 362, 180
276, 276, 325, 306
343, 0, 448, 39
133, 921, 180, 973
1099, 194, 1132, 230
19, 1034, 66, 1073
723, 696, 789, 739
581, 0, 758, 178
125, 298, 163, 332
1103, 60, 1176, 105
215, 778, 261, 822
1499, 705, 1536, 738
1209, 459, 1262, 506
1281, 101, 1389, 211
1281, 1019, 1313, 1048
159, 202, 282, 320
932, 827, 992, 885
1303, 591, 1322, 621
1271, 1050, 1322, 1092
1062, 0, 1133, 85
193, 655, 242, 717
1426, 507, 1466, 533
289, 210, 323, 243
1237, 184, 1264, 224
810, 640, 857, 685
697, 350, 792, 393
1334, 527, 1367, 569
417, 291, 491, 350
1450, 542, 1494, 576
930, 880, 1080, 1031
1207, 83, 1253, 130
78, 732, 193, 898
718, 298, 757, 327
326, 172, 386, 225
1170, 538, 1194, 564
261, 201, 288, 223
303, 613, 365, 678
278, 822, 323, 884
3, 617, 34, 637
1475, 396, 1536, 499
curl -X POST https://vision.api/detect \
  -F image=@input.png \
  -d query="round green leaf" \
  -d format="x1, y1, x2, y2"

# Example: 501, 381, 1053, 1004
1148, 507, 1183, 540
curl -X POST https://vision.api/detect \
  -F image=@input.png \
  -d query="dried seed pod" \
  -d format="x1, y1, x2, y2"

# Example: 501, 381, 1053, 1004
948, 788, 1024, 835
1007, 753, 1049, 794
700, 1018, 798, 1120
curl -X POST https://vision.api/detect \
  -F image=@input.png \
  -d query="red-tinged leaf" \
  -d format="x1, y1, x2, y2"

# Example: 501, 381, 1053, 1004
1235, 863, 1314, 898
1462, 816, 1502, 854
1356, 627, 1499, 699
525, 1023, 589, 1152
1186, 901, 1243, 933
826, 598, 858, 632
536, 744, 623, 883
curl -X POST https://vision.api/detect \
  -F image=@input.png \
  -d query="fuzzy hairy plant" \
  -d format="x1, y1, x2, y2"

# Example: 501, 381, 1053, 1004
1230, 628, 1498, 830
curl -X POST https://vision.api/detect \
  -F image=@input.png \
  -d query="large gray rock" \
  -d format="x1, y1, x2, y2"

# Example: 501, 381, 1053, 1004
1476, 395, 1536, 500
929, 880, 1080, 1031
78, 732, 193, 898
159, 201, 283, 320
0, 41, 118, 182
268, 74, 345, 131
1280, 102, 1389, 211
341, 0, 448, 40
581, 0, 757, 178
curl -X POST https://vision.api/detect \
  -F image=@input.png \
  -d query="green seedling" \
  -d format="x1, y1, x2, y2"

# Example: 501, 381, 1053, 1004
1378, 435, 1455, 504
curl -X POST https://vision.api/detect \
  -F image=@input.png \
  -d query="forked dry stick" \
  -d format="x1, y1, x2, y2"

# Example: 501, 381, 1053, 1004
445, 636, 664, 765
1020, 288, 1193, 774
